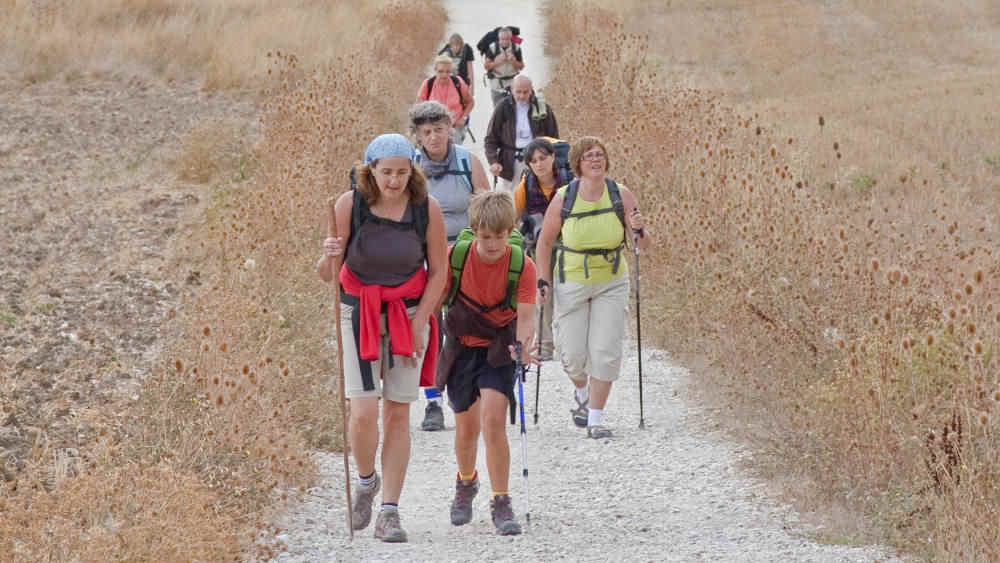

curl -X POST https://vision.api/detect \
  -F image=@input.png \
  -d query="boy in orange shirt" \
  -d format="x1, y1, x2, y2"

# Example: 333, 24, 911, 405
435, 191, 537, 536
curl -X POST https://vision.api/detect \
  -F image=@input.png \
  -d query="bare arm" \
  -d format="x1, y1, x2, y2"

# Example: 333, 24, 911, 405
317, 191, 353, 282
465, 61, 475, 94
620, 185, 651, 251
469, 154, 490, 193
534, 191, 564, 291
419, 197, 450, 321
515, 302, 536, 354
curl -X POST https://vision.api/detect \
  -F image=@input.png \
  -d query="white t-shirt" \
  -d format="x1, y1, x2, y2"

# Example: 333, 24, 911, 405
515, 102, 531, 148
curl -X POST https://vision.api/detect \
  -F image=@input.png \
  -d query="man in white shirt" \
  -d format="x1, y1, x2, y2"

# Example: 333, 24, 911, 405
484, 75, 559, 193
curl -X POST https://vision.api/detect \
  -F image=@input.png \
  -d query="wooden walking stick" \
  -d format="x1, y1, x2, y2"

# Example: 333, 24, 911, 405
328, 197, 354, 540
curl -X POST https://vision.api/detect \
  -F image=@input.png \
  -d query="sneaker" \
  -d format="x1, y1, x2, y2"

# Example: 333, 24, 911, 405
450, 476, 479, 525
421, 401, 445, 431
489, 494, 522, 536
570, 393, 588, 428
351, 473, 380, 530
374, 508, 408, 543
587, 425, 613, 439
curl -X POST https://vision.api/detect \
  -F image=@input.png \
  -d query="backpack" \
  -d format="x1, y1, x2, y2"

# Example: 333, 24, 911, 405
444, 227, 526, 313
476, 26, 521, 57
345, 167, 429, 260
554, 178, 629, 282
422, 74, 468, 107
414, 144, 473, 192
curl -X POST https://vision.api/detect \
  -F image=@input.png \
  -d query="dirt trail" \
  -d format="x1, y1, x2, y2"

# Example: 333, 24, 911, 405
264, 3, 901, 562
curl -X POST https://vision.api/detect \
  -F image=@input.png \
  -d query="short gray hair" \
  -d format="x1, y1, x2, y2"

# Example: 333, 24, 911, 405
408, 100, 451, 135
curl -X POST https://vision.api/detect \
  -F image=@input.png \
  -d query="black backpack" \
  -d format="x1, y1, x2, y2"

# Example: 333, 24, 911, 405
476, 26, 521, 57
524, 136, 573, 193
344, 168, 429, 260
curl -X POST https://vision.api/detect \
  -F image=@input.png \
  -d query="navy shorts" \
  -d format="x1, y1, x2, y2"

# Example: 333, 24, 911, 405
446, 346, 516, 414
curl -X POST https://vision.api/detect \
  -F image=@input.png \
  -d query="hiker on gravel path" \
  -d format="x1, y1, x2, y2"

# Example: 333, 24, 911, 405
512, 137, 571, 361
434, 191, 537, 536
482, 27, 524, 107
484, 75, 558, 193
534, 136, 650, 439
417, 55, 474, 145
439, 33, 476, 99
408, 101, 490, 432
318, 133, 449, 542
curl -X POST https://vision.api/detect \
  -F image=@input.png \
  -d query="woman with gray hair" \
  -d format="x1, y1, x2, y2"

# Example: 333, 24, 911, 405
417, 54, 474, 145
408, 100, 490, 432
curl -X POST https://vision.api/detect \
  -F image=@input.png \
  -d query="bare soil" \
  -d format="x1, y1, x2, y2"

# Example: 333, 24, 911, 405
0, 73, 256, 483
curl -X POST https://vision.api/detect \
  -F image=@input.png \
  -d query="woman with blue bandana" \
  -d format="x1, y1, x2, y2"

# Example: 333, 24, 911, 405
408, 100, 491, 432
318, 133, 448, 543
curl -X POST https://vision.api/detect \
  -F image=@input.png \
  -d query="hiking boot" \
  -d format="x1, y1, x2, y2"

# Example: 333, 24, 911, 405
587, 425, 613, 439
570, 393, 588, 428
450, 475, 479, 525
421, 401, 445, 431
351, 473, 380, 530
489, 494, 522, 536
374, 508, 407, 543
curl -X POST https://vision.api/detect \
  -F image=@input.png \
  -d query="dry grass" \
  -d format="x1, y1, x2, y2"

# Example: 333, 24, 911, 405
0, 0, 392, 88
545, 1, 1000, 560
0, 1, 446, 560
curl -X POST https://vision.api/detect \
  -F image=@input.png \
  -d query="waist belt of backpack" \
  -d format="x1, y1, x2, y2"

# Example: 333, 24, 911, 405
340, 289, 422, 390
554, 241, 625, 283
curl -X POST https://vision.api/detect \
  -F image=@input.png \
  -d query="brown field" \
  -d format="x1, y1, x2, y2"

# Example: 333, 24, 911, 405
545, 0, 999, 560
0, 0, 444, 560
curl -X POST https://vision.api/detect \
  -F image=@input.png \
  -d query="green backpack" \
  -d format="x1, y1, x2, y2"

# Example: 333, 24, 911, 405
444, 227, 526, 313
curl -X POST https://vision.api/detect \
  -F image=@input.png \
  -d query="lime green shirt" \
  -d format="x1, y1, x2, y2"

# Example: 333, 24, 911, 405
556, 183, 628, 285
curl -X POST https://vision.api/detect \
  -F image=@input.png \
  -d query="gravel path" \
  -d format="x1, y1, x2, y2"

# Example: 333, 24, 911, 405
271, 344, 898, 562
266, 2, 900, 561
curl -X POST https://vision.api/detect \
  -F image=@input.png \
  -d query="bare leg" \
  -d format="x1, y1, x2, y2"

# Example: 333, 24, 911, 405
453, 398, 482, 476
349, 396, 380, 476
588, 378, 612, 410
379, 399, 411, 504
480, 388, 510, 494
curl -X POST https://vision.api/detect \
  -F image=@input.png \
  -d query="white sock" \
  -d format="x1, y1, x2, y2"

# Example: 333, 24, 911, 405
575, 385, 589, 404
587, 408, 603, 427
359, 471, 377, 490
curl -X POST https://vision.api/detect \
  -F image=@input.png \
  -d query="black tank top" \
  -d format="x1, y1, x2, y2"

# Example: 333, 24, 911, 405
345, 198, 425, 286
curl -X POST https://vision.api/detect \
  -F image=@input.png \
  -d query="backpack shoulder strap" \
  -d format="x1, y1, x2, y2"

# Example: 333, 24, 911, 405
423, 76, 435, 99
446, 236, 474, 307
413, 198, 430, 255
560, 178, 580, 221
503, 243, 525, 311
606, 179, 630, 249
452, 145, 474, 191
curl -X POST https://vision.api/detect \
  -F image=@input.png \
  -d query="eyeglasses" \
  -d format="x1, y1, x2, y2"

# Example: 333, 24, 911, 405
581, 151, 606, 161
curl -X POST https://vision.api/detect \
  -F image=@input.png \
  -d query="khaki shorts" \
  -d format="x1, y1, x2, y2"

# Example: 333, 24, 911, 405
552, 273, 629, 383
339, 304, 429, 403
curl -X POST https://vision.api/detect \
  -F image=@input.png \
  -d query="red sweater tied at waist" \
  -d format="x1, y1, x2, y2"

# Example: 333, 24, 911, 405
339, 265, 438, 387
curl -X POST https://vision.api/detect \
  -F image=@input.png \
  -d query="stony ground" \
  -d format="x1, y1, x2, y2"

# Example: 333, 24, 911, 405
0, 73, 255, 483
268, 344, 901, 562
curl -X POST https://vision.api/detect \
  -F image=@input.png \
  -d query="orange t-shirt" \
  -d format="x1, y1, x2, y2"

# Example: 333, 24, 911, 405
446, 241, 537, 348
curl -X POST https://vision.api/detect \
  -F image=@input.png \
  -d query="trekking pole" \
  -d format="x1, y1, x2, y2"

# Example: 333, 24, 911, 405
533, 301, 542, 425
632, 218, 645, 430
514, 341, 531, 527
328, 197, 354, 539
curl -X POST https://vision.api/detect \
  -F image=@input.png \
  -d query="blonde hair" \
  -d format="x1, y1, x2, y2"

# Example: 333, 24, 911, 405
354, 160, 428, 207
569, 136, 611, 177
468, 191, 517, 234
433, 53, 453, 72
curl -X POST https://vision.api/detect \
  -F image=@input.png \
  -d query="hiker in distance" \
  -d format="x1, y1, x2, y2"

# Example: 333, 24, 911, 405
438, 33, 476, 98
408, 101, 490, 431
513, 137, 574, 361
318, 133, 448, 542
434, 191, 538, 536
484, 75, 558, 193
482, 26, 524, 107
416, 54, 474, 145
535, 136, 650, 439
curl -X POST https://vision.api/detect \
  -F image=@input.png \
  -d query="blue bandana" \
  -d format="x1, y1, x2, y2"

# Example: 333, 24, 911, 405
364, 133, 416, 165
